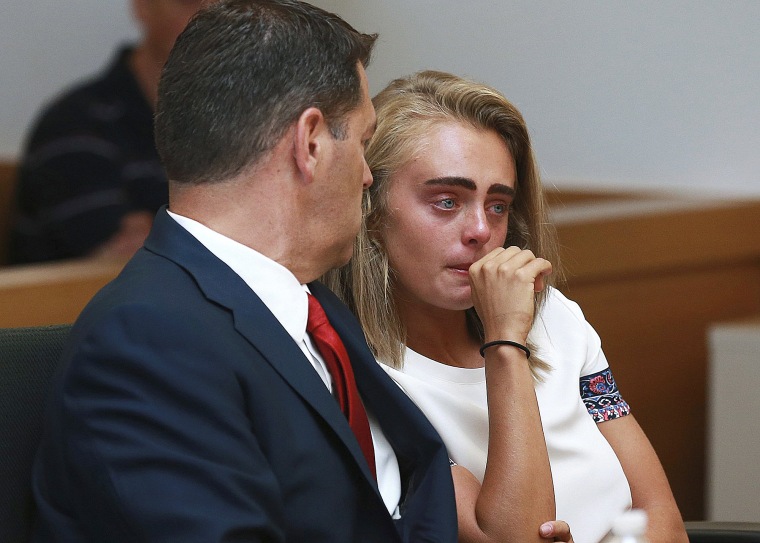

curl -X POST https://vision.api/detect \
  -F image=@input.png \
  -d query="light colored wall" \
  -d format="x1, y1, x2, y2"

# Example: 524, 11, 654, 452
707, 319, 760, 521
2, 1, 759, 196
314, 0, 760, 197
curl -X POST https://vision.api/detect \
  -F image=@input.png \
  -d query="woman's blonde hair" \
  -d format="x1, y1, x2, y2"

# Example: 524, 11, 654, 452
324, 70, 561, 375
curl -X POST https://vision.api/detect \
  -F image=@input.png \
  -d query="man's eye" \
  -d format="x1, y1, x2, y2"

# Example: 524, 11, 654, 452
439, 199, 455, 209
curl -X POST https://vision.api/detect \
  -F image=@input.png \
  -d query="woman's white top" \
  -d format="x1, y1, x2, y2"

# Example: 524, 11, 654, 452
382, 287, 632, 543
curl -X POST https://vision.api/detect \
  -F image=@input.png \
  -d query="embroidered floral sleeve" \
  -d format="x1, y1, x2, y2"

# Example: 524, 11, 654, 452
579, 368, 631, 422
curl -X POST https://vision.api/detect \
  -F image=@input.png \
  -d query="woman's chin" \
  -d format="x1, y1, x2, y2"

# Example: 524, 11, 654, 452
439, 290, 475, 311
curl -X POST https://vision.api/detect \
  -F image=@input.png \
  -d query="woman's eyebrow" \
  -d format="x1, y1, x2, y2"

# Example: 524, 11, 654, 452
423, 176, 477, 190
487, 184, 515, 196
423, 177, 515, 197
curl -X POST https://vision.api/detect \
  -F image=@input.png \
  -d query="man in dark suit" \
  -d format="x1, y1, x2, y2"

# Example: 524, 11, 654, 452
30, 1, 458, 541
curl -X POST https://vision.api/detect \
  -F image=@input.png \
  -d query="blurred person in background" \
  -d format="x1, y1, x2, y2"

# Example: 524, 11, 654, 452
9, 0, 206, 264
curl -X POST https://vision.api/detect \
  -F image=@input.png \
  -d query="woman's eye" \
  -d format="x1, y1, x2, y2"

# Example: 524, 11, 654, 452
492, 203, 507, 214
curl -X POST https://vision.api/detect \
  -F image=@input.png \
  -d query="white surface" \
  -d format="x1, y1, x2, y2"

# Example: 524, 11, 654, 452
313, 0, 760, 197
2, 2, 759, 196
707, 320, 760, 521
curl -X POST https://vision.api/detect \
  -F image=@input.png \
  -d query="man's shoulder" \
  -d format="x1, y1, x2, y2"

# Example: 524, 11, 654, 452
25, 47, 139, 146
83, 253, 180, 310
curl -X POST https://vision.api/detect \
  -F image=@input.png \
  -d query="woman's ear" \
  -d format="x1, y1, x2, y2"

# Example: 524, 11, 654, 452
293, 107, 329, 184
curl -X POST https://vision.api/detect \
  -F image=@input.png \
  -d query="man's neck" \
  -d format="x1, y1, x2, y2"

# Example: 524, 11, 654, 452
169, 176, 326, 285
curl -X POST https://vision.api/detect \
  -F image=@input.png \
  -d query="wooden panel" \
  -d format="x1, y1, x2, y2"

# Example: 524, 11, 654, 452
563, 265, 760, 521
556, 197, 760, 520
0, 258, 124, 327
544, 185, 650, 208
554, 199, 760, 280
0, 161, 16, 265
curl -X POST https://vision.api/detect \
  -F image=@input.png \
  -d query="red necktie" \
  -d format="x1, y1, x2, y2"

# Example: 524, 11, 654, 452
306, 294, 376, 480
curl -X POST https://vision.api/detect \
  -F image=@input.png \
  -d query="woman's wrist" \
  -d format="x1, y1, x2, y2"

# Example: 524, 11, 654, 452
479, 340, 531, 359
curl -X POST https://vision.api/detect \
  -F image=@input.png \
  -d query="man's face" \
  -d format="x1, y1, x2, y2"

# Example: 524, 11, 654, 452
133, 0, 206, 63
315, 64, 376, 272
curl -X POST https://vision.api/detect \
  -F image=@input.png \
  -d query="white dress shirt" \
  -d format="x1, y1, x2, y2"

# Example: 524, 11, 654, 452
168, 210, 402, 517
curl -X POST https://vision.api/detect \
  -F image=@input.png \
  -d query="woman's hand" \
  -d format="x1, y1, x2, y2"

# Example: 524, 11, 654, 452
457, 246, 556, 543
540, 520, 574, 542
468, 246, 552, 342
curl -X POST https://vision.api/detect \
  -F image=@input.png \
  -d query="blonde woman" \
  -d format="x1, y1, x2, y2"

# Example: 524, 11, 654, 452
326, 70, 686, 543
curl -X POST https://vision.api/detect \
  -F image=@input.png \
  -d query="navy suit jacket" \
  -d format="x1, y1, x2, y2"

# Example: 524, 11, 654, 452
32, 209, 457, 542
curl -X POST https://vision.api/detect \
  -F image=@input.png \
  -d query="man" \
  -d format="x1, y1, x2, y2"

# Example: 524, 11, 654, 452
31, 1, 458, 541
10, 1, 205, 263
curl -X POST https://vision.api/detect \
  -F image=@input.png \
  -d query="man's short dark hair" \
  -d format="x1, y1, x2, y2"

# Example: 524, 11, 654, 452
154, 0, 377, 184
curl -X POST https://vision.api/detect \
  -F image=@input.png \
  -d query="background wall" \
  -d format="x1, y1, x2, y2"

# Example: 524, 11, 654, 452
708, 318, 760, 522
1, 1, 759, 198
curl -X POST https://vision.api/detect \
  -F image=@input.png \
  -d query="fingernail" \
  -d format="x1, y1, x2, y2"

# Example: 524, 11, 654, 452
540, 522, 552, 536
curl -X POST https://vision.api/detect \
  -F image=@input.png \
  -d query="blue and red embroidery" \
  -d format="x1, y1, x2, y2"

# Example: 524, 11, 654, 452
579, 368, 630, 422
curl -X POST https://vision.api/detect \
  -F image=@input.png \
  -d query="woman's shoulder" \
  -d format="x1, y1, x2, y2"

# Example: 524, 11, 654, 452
536, 288, 609, 378
531, 287, 600, 370
541, 287, 587, 325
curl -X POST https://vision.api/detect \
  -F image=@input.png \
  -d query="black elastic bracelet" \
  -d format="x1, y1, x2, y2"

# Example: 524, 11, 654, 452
479, 340, 531, 359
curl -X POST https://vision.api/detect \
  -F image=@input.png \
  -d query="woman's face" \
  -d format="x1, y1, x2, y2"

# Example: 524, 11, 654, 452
381, 121, 516, 314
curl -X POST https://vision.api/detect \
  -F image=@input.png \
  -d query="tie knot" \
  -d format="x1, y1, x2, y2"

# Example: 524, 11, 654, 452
306, 293, 329, 333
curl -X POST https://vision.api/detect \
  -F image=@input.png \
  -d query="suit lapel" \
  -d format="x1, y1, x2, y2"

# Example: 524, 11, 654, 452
143, 209, 379, 488
309, 283, 447, 490
228, 303, 378, 486
315, 285, 458, 540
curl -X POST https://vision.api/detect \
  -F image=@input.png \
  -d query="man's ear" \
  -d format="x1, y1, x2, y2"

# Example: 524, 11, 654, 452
294, 107, 329, 184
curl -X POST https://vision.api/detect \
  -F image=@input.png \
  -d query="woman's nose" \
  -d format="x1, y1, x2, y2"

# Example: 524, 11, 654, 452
463, 207, 491, 245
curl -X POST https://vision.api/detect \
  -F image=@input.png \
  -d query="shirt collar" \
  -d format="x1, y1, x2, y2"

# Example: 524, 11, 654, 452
167, 210, 309, 342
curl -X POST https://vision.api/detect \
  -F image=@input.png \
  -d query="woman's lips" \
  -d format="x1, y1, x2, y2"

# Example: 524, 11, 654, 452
449, 263, 472, 273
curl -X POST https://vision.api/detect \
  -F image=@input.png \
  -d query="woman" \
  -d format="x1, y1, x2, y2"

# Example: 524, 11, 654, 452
326, 70, 687, 543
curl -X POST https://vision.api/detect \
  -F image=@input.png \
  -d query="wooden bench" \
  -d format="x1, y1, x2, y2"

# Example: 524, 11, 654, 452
0, 161, 16, 265
0, 258, 125, 327
554, 195, 760, 520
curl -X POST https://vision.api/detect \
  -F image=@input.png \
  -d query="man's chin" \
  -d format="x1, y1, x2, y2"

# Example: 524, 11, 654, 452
327, 244, 354, 272
337, 249, 354, 269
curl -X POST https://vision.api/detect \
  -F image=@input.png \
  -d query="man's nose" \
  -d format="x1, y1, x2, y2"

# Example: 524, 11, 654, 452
362, 160, 373, 189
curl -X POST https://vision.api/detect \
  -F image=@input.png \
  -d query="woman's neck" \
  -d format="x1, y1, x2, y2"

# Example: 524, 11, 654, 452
397, 299, 483, 369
